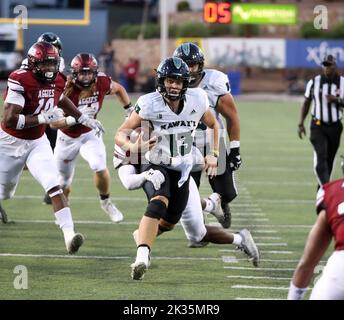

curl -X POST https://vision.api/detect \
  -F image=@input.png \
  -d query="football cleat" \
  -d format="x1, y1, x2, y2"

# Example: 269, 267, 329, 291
42, 193, 52, 205
131, 261, 148, 281
237, 229, 260, 267
188, 240, 209, 248
206, 193, 225, 224
220, 201, 231, 229
0, 202, 8, 224
65, 233, 84, 255
100, 199, 123, 223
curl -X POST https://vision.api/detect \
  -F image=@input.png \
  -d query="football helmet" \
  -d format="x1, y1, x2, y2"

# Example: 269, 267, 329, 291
37, 32, 63, 54
70, 53, 98, 88
27, 42, 60, 82
173, 43, 204, 86
156, 57, 190, 101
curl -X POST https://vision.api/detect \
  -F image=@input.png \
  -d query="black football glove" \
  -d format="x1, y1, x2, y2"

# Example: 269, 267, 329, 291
228, 147, 242, 171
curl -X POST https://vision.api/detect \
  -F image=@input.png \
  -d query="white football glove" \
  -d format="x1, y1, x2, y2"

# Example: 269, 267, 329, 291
38, 107, 64, 124
144, 169, 165, 190
78, 114, 105, 137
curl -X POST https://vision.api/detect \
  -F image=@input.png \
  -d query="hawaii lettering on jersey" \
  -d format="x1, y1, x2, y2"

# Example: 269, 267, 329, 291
160, 120, 197, 130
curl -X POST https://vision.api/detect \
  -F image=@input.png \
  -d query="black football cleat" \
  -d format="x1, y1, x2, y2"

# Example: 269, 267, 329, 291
220, 201, 231, 229
0, 202, 8, 224
42, 193, 52, 205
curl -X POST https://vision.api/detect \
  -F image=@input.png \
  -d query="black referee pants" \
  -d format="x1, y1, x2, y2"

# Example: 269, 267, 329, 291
309, 119, 343, 186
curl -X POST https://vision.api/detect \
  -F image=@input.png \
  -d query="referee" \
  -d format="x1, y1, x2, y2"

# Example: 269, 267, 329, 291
298, 55, 344, 188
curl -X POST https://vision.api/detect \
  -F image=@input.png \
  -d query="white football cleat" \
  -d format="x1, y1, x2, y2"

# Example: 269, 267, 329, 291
237, 229, 260, 267
65, 233, 84, 254
206, 193, 227, 226
100, 199, 123, 223
131, 261, 148, 280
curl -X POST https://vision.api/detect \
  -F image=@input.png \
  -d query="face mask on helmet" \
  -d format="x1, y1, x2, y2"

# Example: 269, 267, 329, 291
74, 69, 97, 88
156, 57, 190, 101
173, 43, 204, 86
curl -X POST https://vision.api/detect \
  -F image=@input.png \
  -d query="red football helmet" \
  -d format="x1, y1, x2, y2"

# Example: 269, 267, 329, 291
70, 53, 98, 87
27, 42, 60, 82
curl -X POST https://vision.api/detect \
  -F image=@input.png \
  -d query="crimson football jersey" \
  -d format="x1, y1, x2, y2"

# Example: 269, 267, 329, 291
1, 69, 66, 140
61, 72, 111, 138
316, 179, 344, 251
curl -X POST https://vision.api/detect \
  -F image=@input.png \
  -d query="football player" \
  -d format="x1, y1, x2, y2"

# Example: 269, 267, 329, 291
113, 146, 260, 268
21, 32, 65, 205
173, 43, 242, 228
0, 42, 104, 253
115, 57, 220, 280
51, 53, 132, 223
288, 178, 344, 300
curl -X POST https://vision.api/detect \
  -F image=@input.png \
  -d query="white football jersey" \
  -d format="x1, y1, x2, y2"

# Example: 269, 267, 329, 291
198, 69, 231, 131
135, 88, 209, 163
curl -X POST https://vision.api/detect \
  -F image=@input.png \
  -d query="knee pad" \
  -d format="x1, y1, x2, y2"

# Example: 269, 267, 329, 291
144, 199, 167, 220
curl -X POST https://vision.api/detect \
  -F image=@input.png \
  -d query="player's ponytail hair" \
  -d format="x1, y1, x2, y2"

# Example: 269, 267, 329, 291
64, 78, 97, 99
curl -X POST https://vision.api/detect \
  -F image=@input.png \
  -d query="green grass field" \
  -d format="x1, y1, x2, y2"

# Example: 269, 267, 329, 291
0, 96, 341, 300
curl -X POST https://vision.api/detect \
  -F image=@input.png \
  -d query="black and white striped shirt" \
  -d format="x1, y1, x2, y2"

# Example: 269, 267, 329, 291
305, 74, 344, 123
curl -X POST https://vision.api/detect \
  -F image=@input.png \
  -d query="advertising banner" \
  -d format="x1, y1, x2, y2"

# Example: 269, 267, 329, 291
232, 4, 298, 25
286, 40, 344, 68
205, 38, 285, 69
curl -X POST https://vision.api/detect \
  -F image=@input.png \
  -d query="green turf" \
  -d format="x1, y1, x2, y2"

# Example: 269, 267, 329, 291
0, 96, 340, 300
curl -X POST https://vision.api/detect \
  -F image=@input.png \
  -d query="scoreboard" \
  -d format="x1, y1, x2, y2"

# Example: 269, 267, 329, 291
203, 2, 231, 24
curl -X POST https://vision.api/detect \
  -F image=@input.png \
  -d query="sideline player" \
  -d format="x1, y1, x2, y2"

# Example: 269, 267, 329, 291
115, 57, 220, 280
288, 178, 344, 300
174, 43, 241, 228
0, 42, 104, 253
51, 53, 131, 223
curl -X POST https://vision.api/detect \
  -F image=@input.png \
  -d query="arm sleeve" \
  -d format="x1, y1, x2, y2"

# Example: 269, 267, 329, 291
118, 165, 147, 190
4, 88, 25, 107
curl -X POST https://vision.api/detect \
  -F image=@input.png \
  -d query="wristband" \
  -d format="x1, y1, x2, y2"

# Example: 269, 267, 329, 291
210, 149, 219, 158
66, 116, 77, 126
123, 102, 133, 110
16, 114, 25, 130
37, 114, 46, 124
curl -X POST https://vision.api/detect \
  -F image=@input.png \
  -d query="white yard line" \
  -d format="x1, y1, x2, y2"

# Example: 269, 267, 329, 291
13, 195, 145, 201
224, 266, 294, 271
232, 285, 290, 290
252, 237, 282, 240
255, 243, 288, 246
219, 249, 293, 254
227, 275, 291, 280
235, 297, 284, 300
232, 218, 269, 222
0, 252, 222, 262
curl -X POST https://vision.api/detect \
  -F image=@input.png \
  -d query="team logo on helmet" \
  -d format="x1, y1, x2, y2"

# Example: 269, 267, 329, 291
181, 43, 190, 56
173, 57, 182, 69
